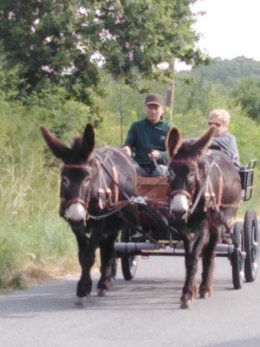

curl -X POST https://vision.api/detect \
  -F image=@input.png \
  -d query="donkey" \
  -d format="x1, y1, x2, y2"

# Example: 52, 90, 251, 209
166, 126, 242, 309
41, 123, 137, 305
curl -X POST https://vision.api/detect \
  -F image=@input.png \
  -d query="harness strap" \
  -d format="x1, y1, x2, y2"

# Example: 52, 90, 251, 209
189, 159, 216, 215
204, 161, 224, 212
111, 165, 119, 203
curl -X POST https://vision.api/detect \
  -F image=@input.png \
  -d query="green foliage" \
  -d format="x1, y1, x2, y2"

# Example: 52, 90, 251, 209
0, 0, 204, 104
174, 57, 260, 124
89, 0, 204, 82
190, 56, 260, 87
0, 44, 22, 100
231, 77, 260, 122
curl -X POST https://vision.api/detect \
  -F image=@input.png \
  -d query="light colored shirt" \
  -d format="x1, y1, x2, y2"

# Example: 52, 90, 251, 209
210, 132, 240, 168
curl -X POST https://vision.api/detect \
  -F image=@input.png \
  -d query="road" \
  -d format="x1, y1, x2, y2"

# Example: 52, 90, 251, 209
1, 255, 260, 347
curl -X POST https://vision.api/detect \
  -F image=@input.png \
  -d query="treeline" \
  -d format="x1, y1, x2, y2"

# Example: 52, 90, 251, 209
176, 56, 260, 123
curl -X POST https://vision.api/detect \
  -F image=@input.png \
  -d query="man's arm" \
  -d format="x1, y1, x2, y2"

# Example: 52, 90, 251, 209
122, 145, 132, 157
122, 123, 136, 157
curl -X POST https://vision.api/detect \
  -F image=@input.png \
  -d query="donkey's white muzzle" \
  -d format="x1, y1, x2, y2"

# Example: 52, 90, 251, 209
170, 194, 189, 220
64, 203, 86, 222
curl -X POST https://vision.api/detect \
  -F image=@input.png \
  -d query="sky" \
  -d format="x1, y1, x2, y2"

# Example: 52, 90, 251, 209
193, 0, 260, 60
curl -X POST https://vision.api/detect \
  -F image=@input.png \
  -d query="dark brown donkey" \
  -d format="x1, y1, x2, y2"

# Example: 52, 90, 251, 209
41, 123, 137, 306
166, 126, 242, 309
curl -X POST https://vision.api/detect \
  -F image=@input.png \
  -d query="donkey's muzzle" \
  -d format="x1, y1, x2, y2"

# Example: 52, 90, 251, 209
170, 193, 189, 221
63, 199, 88, 223
64, 203, 86, 221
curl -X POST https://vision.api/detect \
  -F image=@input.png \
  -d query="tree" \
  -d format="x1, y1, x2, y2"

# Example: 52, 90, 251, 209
231, 77, 260, 122
0, 0, 205, 104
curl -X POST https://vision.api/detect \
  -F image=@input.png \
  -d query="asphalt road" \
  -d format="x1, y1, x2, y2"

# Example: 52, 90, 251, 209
1, 255, 260, 347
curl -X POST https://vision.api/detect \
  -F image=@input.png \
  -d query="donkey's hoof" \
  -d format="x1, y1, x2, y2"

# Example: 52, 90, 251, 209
200, 291, 210, 299
97, 288, 108, 297
180, 299, 192, 309
199, 287, 211, 299
74, 296, 89, 308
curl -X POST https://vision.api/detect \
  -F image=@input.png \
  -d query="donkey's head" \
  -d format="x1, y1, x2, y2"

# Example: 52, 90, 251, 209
41, 123, 95, 225
166, 126, 216, 221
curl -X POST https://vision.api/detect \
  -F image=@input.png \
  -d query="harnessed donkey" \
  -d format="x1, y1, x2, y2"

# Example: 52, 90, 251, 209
166, 126, 242, 309
41, 123, 137, 306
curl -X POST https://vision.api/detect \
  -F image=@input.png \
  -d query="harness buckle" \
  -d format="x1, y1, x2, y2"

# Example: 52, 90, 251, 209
130, 196, 148, 205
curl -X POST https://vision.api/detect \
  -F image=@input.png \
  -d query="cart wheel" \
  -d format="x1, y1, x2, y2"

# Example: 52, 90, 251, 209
120, 226, 138, 280
243, 209, 259, 282
231, 222, 244, 289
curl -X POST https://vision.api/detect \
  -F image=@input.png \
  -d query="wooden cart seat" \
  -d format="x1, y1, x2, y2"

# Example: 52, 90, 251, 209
136, 176, 168, 202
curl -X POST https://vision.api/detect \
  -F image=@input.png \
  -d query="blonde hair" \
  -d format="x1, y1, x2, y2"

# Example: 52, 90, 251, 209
208, 109, 230, 127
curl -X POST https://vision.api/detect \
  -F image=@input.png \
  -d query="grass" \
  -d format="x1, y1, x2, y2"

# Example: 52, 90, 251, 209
0, 153, 79, 290
0, 212, 78, 290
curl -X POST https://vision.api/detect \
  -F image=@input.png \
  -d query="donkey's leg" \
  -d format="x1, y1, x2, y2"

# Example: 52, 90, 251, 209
72, 226, 99, 305
199, 228, 219, 299
180, 229, 207, 309
181, 244, 199, 309
97, 231, 118, 296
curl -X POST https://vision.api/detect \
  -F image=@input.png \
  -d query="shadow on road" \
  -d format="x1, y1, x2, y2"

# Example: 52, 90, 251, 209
0, 274, 234, 316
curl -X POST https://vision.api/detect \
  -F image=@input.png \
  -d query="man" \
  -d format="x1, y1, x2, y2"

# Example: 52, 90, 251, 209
208, 109, 240, 168
122, 93, 171, 177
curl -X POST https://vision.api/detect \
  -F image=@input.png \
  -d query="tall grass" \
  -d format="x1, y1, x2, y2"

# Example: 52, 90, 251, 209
0, 149, 77, 289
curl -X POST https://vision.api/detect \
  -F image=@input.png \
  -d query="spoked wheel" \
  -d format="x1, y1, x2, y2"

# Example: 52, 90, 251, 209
231, 222, 244, 289
243, 209, 259, 282
121, 226, 138, 280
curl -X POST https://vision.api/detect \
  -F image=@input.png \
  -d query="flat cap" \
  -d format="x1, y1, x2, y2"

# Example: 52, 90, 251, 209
145, 93, 164, 106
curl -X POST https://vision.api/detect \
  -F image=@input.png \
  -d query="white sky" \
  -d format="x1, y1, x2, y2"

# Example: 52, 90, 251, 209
193, 0, 260, 60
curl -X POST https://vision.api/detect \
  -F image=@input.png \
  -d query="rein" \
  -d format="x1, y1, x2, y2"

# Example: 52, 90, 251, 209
62, 164, 91, 210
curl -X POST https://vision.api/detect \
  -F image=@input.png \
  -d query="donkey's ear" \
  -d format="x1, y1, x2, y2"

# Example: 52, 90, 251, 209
193, 126, 216, 157
40, 127, 71, 160
81, 123, 95, 160
166, 127, 182, 159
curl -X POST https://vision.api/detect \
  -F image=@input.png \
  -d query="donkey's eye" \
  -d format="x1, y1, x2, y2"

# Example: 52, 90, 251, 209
62, 176, 70, 188
169, 171, 176, 180
83, 177, 90, 187
187, 173, 195, 184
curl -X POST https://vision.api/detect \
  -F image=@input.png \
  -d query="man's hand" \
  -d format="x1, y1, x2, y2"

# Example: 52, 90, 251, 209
122, 145, 132, 157
148, 149, 160, 160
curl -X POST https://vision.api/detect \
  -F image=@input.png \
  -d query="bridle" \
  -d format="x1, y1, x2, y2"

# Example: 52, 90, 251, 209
169, 158, 219, 215
61, 164, 91, 211
169, 159, 198, 207
60, 149, 131, 220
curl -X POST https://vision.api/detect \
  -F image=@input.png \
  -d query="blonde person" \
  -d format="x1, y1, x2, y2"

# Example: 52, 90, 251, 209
208, 109, 240, 168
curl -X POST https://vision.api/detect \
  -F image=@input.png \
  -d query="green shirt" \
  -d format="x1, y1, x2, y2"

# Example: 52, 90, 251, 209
124, 118, 171, 167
